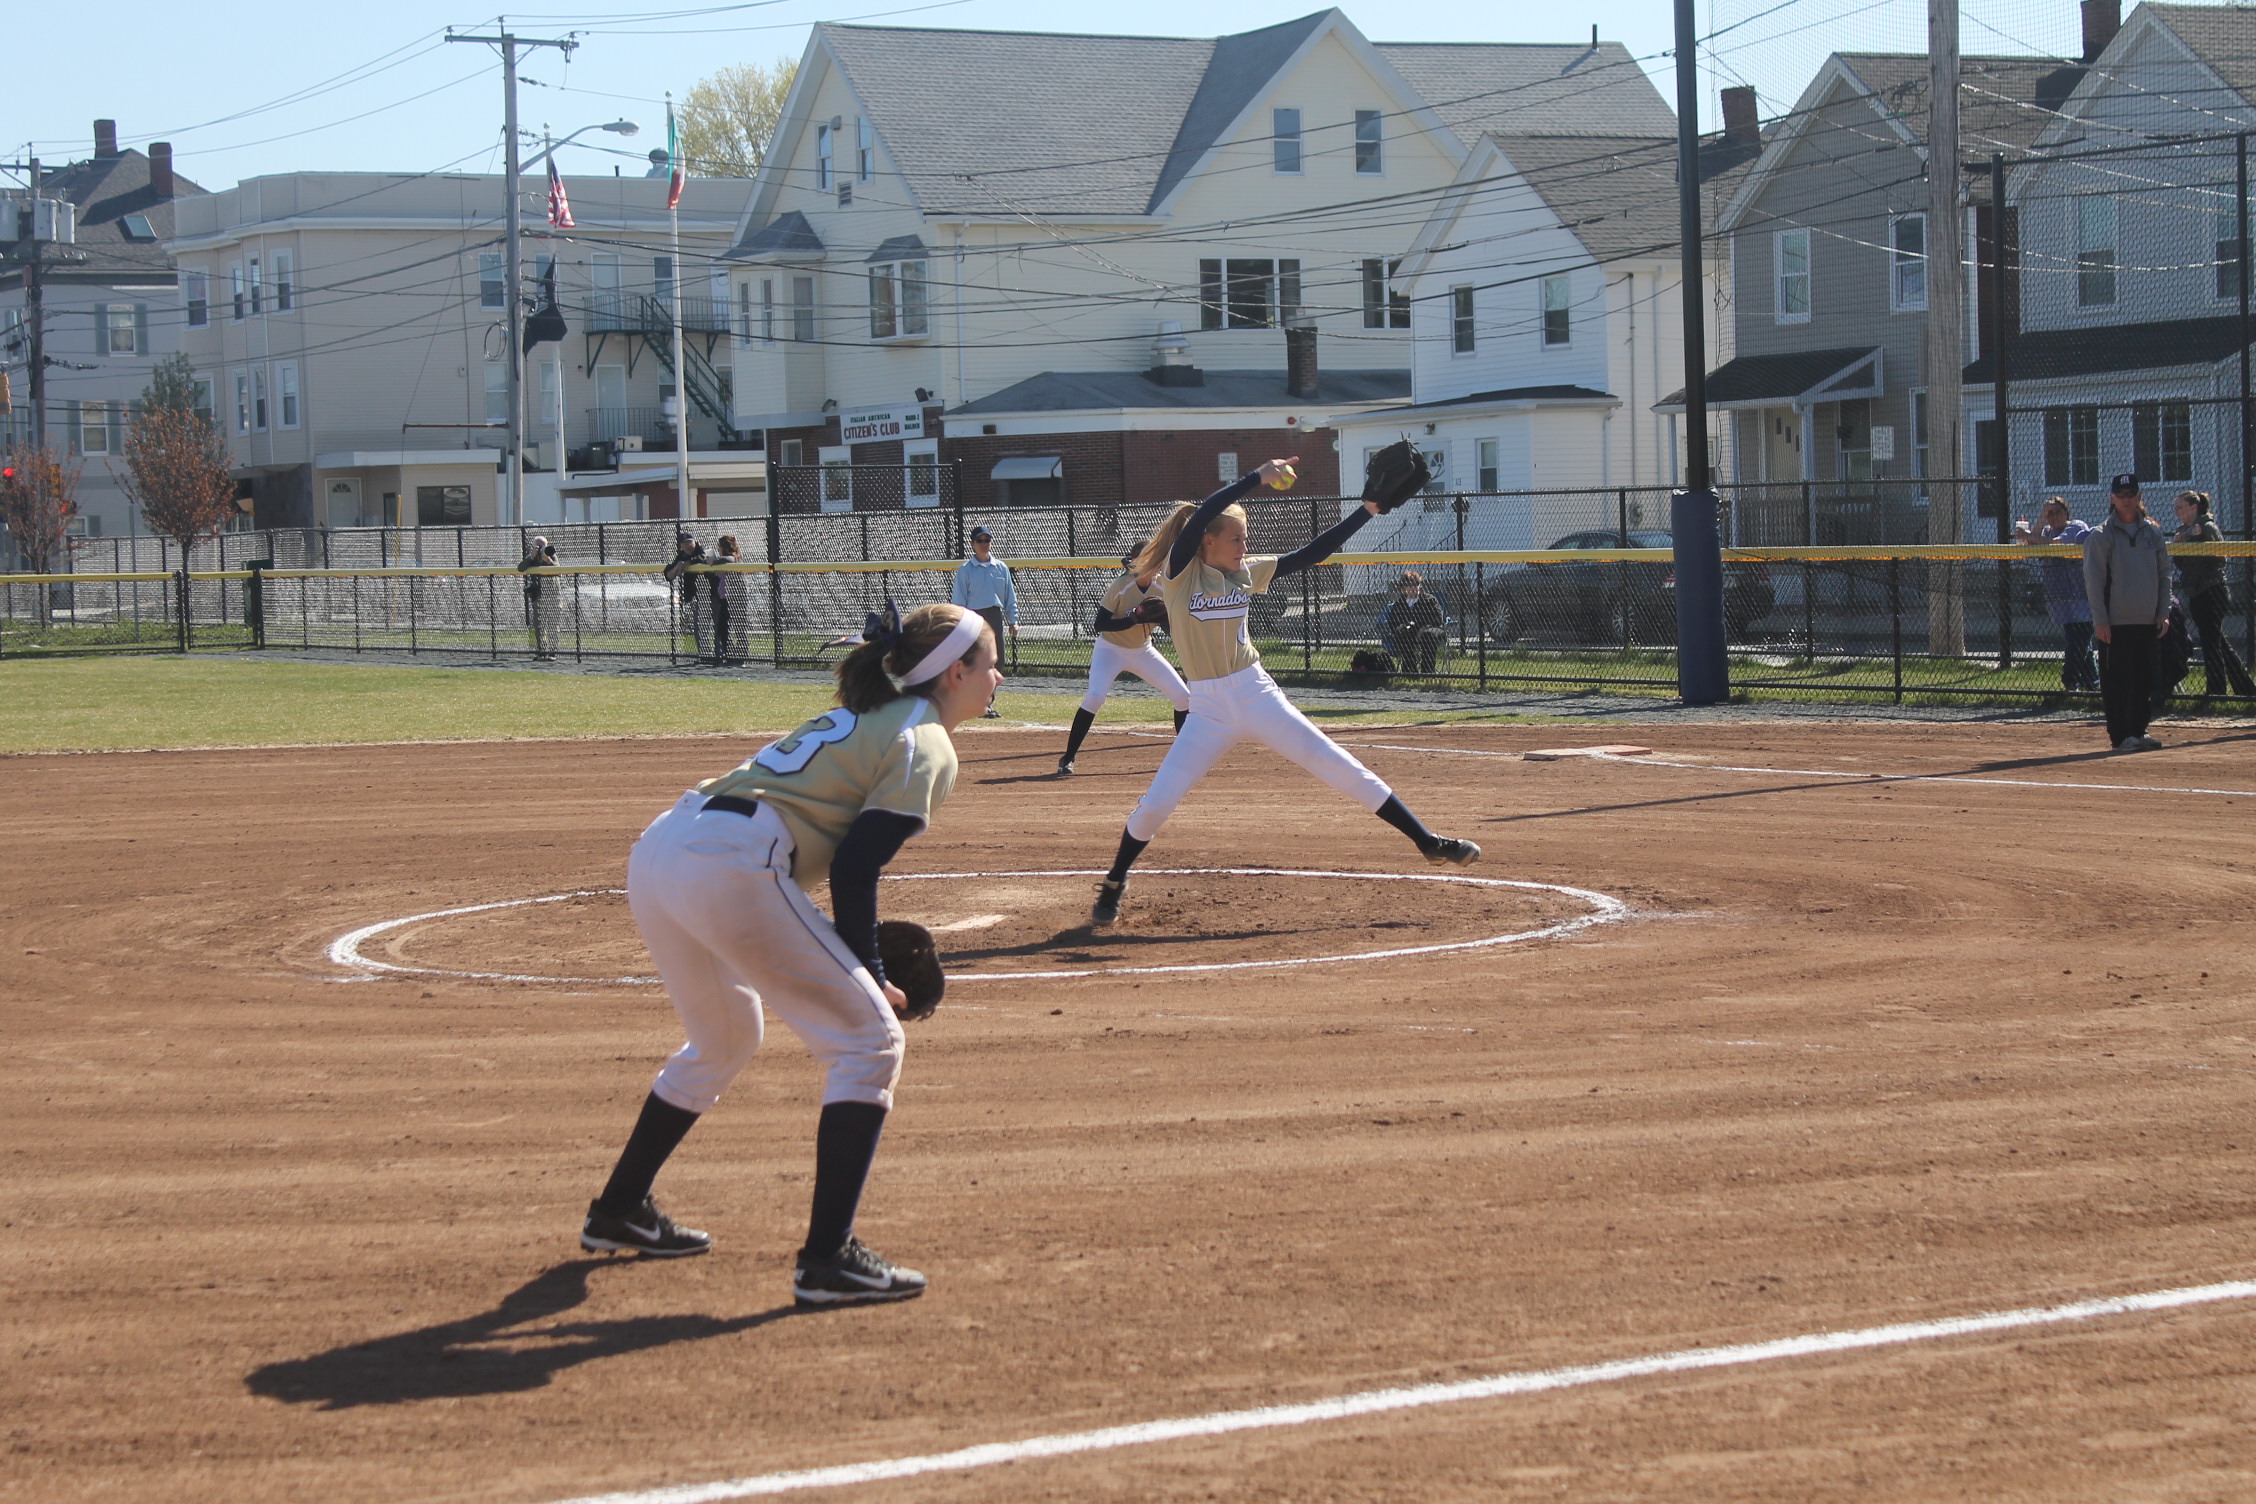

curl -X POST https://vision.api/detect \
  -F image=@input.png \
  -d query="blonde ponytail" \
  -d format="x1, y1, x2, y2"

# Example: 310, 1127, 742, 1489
1133, 498, 1249, 578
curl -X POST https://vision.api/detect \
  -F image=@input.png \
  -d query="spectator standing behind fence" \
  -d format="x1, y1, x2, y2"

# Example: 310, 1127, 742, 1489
950, 525, 1017, 715
2084, 473, 2174, 752
2013, 498, 2096, 692
518, 536, 561, 660
2170, 490, 2255, 699
713, 534, 751, 666
1377, 571, 1449, 675
664, 531, 717, 665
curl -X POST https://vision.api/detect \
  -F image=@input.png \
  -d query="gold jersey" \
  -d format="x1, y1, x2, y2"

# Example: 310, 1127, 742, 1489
697, 695, 958, 882
1160, 552, 1281, 682
1098, 572, 1161, 650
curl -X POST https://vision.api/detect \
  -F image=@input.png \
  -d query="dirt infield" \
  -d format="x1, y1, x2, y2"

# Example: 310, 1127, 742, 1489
4, 720, 2253, 1504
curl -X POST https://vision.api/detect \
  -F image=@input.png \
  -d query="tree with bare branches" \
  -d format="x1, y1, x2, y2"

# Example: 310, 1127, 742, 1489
120, 355, 238, 559
0, 443, 83, 623
679, 59, 797, 177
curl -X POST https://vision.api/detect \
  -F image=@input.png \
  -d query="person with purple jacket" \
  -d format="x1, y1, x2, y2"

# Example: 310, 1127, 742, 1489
2014, 497, 2096, 691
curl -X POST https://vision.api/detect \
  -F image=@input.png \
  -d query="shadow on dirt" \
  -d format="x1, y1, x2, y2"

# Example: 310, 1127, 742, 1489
246, 1258, 805, 1409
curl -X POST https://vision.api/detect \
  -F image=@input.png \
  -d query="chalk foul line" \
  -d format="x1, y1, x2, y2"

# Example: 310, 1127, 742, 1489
551, 1276, 2256, 1504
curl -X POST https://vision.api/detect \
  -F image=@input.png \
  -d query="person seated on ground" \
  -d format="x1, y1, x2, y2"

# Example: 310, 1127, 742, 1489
1376, 570, 1449, 675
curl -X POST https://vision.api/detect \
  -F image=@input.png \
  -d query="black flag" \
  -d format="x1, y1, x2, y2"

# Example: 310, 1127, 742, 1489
523, 260, 568, 352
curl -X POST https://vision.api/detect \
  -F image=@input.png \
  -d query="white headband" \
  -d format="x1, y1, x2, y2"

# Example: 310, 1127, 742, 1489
898, 610, 986, 686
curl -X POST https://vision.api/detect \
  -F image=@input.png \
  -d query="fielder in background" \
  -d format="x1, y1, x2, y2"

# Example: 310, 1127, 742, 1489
1089, 447, 1480, 927
1056, 551, 1191, 775
951, 526, 1017, 713
581, 600, 1002, 1307
517, 535, 560, 660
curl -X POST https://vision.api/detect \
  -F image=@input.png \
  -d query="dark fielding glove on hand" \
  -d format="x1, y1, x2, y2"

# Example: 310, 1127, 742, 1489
877, 920, 945, 1022
1361, 439, 1433, 515
1092, 598, 1169, 634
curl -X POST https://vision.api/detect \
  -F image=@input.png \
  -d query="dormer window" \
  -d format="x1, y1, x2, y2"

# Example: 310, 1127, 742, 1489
869, 256, 929, 339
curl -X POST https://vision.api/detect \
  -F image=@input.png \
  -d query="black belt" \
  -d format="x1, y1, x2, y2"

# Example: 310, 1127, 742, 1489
702, 794, 762, 819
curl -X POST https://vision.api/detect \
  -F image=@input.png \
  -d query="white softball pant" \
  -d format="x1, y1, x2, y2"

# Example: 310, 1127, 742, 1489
1080, 637, 1191, 715
1125, 663, 1392, 841
626, 792, 905, 1114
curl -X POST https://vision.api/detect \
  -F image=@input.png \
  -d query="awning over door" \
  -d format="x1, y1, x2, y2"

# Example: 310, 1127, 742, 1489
990, 456, 1062, 480
1655, 347, 1882, 413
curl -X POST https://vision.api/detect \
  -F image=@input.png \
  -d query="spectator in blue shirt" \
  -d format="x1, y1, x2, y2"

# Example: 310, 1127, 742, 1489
2014, 497, 2097, 692
951, 527, 1017, 714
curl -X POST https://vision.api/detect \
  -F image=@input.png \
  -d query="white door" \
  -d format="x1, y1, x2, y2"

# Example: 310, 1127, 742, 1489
325, 477, 362, 529
594, 364, 627, 439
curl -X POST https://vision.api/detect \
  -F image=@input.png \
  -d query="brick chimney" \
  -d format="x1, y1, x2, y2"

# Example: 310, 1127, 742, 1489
149, 142, 174, 198
1720, 87, 1760, 149
1285, 322, 1320, 401
94, 119, 119, 158
2081, 0, 2121, 63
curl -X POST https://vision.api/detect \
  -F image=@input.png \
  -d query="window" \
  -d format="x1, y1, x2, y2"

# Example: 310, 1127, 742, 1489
905, 438, 940, 507
416, 485, 472, 526
484, 361, 508, 425
248, 255, 262, 316
1354, 109, 1383, 174
1476, 437, 1499, 492
777, 437, 804, 466
760, 278, 775, 341
1890, 213, 1927, 311
1911, 390, 1930, 479
819, 445, 852, 513
78, 401, 110, 455
1362, 258, 1409, 328
816, 124, 833, 192
1541, 274, 1571, 346
252, 368, 268, 431
1451, 285, 1476, 353
1200, 258, 1302, 329
2077, 197, 2116, 307
98, 303, 143, 355
120, 213, 156, 241
1272, 108, 1302, 174
857, 117, 874, 182
900, 259, 929, 335
277, 362, 299, 429
736, 279, 753, 344
479, 252, 505, 310
868, 264, 897, 338
653, 255, 674, 307
2043, 406, 2100, 486
2218, 207, 2246, 300
792, 275, 816, 341
230, 264, 246, 321
1835, 397, 1872, 480
1775, 228, 1810, 321
233, 371, 251, 433
2133, 401, 2193, 482
184, 270, 208, 328
190, 375, 213, 420
273, 250, 293, 312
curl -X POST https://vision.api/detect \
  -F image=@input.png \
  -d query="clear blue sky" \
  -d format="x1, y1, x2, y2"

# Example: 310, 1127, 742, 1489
4, 0, 2081, 193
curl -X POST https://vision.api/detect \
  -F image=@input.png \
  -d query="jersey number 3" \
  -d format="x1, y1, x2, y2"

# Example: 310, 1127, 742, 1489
751, 710, 860, 775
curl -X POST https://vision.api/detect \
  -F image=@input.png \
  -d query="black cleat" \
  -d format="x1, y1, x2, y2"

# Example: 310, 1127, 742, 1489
1056, 756, 1076, 775
1090, 876, 1127, 927
793, 1236, 928, 1307
581, 1196, 712, 1258
1425, 837, 1481, 867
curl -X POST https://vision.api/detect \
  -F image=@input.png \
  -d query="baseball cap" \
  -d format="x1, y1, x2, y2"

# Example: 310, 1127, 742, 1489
2111, 473, 2141, 495
969, 526, 993, 541
676, 528, 696, 542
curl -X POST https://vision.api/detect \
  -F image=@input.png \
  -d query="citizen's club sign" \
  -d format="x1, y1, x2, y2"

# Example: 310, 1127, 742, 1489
839, 406, 926, 444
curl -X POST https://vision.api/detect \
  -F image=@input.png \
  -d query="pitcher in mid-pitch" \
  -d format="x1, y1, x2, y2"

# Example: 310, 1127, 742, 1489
1087, 456, 1479, 926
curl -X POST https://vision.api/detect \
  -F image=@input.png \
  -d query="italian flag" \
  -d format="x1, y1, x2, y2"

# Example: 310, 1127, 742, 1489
666, 100, 684, 209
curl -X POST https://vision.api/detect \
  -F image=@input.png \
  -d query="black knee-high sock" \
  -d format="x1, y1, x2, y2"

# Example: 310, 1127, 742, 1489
1172, 708, 1188, 732
1061, 707, 1096, 762
803, 1100, 888, 1259
1374, 794, 1439, 854
1106, 828, 1149, 884
596, 1093, 701, 1214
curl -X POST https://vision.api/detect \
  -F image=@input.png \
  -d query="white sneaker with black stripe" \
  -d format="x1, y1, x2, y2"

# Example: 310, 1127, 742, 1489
793, 1236, 928, 1307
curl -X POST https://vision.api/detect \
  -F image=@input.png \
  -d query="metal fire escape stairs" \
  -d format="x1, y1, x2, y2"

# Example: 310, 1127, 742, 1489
635, 294, 742, 444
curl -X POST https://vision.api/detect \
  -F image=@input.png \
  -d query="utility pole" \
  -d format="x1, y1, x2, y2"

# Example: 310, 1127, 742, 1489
1926, 0, 1966, 657
448, 22, 576, 528
3, 157, 83, 454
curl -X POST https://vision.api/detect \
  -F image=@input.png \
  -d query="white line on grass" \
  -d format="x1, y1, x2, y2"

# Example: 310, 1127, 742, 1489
549, 1277, 2256, 1504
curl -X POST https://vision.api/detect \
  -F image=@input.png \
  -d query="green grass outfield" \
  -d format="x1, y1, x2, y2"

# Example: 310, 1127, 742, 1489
0, 655, 1573, 755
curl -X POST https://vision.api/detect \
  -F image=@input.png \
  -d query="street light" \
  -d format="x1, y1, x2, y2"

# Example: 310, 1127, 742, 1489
522, 119, 640, 172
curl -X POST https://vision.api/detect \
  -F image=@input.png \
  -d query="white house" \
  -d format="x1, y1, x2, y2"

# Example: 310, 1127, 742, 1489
1329, 129, 1750, 549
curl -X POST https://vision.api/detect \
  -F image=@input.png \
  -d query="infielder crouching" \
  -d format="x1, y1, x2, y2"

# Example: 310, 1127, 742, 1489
1090, 456, 1478, 926
1057, 553, 1191, 775
582, 601, 1001, 1307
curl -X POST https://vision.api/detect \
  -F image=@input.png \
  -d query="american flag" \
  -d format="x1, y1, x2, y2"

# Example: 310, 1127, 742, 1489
547, 156, 575, 229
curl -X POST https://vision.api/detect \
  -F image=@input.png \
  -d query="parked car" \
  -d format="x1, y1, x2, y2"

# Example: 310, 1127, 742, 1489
1480, 529, 1774, 644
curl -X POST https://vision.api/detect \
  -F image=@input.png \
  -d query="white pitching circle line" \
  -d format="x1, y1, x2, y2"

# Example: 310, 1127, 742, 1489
549, 1277, 2256, 1504
325, 870, 1628, 986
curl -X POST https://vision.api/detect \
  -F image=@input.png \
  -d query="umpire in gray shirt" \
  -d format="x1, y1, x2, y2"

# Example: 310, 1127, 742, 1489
2083, 473, 2174, 752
